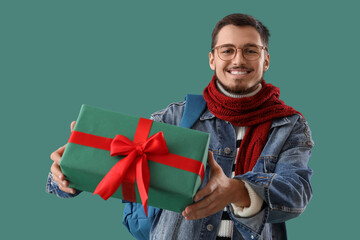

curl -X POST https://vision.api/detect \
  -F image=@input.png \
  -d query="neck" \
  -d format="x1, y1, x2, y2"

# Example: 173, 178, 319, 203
216, 80, 262, 98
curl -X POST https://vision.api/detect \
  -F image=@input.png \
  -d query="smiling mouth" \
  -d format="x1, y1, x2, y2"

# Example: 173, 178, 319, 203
227, 69, 252, 76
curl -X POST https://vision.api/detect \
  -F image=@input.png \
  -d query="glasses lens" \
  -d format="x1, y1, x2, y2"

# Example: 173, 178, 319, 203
218, 46, 236, 60
243, 46, 261, 60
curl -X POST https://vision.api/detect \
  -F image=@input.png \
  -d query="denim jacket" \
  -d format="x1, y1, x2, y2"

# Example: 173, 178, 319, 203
148, 101, 314, 240
47, 100, 314, 240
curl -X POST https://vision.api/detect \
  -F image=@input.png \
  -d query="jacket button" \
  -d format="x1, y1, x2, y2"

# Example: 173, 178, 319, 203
224, 147, 231, 154
206, 224, 213, 231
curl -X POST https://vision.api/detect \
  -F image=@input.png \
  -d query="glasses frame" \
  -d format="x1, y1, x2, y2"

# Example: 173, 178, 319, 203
212, 44, 268, 61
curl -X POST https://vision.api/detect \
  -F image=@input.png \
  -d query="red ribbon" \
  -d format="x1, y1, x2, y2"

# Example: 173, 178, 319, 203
68, 118, 205, 216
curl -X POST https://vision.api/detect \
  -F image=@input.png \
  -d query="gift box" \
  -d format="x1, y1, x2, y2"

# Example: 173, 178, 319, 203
60, 104, 210, 213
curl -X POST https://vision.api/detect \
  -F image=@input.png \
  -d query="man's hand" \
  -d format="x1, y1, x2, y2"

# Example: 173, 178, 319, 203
50, 121, 76, 194
182, 151, 250, 220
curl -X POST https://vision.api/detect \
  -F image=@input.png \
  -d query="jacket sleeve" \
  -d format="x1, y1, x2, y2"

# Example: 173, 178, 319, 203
229, 115, 314, 235
46, 172, 82, 198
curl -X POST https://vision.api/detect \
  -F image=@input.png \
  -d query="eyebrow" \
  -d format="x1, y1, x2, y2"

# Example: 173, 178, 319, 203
220, 43, 259, 48
243, 43, 259, 47
219, 43, 236, 47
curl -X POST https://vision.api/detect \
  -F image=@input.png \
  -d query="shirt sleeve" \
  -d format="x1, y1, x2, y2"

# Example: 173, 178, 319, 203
231, 182, 263, 217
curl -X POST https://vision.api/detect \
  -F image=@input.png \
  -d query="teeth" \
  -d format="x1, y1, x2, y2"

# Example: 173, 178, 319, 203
230, 71, 247, 75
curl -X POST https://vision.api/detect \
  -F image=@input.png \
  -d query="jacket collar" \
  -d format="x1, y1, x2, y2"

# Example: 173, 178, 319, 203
270, 116, 291, 129
200, 108, 216, 121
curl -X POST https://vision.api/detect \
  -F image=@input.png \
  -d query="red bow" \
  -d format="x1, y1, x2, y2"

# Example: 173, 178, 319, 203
68, 118, 206, 215
93, 119, 168, 216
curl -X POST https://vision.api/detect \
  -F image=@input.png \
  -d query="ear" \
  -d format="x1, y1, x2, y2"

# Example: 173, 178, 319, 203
264, 53, 270, 71
209, 52, 215, 70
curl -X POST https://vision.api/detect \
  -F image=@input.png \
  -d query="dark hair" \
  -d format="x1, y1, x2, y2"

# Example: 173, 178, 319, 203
211, 13, 270, 52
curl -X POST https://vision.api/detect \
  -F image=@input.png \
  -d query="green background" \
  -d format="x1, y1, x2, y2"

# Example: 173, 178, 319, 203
1, 0, 358, 239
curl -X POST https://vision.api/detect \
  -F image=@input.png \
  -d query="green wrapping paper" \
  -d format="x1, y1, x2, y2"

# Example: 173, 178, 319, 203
60, 104, 210, 213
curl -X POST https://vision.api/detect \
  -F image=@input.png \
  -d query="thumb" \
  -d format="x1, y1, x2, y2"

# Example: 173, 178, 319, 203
70, 121, 76, 131
207, 151, 219, 169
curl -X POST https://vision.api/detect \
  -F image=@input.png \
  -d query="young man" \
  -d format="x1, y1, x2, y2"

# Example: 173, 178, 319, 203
47, 14, 314, 240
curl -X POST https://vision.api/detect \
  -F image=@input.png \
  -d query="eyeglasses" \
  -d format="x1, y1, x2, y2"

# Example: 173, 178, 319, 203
212, 44, 267, 61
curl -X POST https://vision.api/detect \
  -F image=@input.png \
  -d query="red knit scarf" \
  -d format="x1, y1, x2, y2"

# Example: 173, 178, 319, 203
203, 75, 301, 175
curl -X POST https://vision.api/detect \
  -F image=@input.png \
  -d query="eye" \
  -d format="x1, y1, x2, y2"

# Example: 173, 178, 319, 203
220, 47, 235, 54
244, 47, 259, 54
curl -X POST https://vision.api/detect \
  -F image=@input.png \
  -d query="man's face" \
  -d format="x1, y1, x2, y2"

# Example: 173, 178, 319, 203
209, 25, 270, 94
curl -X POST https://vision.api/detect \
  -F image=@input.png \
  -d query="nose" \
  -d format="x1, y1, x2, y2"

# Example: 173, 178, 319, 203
232, 48, 246, 65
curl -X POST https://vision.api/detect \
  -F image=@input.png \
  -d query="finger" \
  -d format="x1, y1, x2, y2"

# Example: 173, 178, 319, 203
50, 164, 76, 194
185, 206, 217, 220
183, 196, 218, 220
59, 183, 76, 194
52, 174, 68, 188
207, 151, 219, 169
50, 162, 64, 181
192, 194, 215, 211
52, 172, 62, 185
194, 181, 215, 202
193, 204, 218, 220
70, 121, 76, 131
50, 145, 66, 165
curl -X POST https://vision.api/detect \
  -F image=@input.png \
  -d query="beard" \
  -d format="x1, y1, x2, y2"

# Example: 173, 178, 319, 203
215, 71, 264, 95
